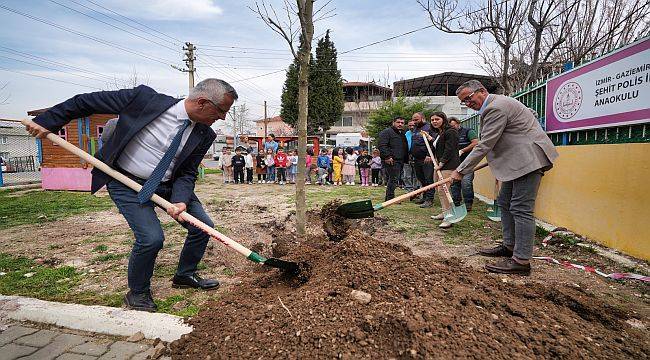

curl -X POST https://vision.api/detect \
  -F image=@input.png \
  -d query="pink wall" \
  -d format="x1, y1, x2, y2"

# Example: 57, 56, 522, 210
41, 168, 92, 191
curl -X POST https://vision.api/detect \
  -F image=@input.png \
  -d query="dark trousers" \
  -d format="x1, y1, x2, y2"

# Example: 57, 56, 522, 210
257, 172, 266, 181
414, 159, 435, 201
277, 167, 286, 182
371, 169, 380, 184
450, 171, 475, 206
499, 169, 544, 260
107, 179, 213, 294
384, 161, 403, 201
234, 168, 244, 183
246, 168, 253, 183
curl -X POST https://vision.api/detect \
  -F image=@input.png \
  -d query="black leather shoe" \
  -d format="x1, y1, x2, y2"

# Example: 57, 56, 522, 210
172, 273, 220, 290
413, 198, 426, 204
124, 290, 157, 312
419, 200, 433, 208
478, 245, 513, 257
485, 258, 531, 275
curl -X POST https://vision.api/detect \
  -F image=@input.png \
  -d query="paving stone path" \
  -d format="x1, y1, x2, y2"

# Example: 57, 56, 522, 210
0, 324, 169, 360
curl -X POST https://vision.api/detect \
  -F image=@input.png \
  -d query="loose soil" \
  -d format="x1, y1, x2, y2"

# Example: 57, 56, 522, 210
169, 204, 649, 359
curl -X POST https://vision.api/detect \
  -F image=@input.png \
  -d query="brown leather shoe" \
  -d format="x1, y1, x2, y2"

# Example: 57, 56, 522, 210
485, 258, 531, 275
478, 245, 513, 257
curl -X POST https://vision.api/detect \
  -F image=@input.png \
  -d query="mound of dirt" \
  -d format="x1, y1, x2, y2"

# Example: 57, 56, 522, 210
169, 207, 648, 359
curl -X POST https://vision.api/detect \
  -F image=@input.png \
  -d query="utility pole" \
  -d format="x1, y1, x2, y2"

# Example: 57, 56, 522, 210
172, 42, 196, 91
263, 100, 268, 138
231, 106, 237, 147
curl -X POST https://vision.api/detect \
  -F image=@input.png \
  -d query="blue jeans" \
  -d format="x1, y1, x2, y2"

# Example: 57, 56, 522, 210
107, 179, 214, 294
450, 171, 475, 206
267, 165, 276, 181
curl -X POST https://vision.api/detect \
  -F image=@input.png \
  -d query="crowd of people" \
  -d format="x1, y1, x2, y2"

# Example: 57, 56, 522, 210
217, 112, 479, 230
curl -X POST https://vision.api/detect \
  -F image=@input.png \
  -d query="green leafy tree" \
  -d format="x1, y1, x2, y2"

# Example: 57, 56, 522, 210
310, 30, 343, 133
279, 30, 343, 134
366, 96, 432, 139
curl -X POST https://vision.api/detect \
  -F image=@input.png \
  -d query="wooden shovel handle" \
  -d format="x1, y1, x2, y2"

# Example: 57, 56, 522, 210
21, 119, 255, 260
381, 162, 487, 208
421, 132, 454, 204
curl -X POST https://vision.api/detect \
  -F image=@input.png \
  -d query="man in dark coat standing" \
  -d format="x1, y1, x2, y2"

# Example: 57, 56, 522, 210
377, 117, 409, 201
24, 79, 237, 312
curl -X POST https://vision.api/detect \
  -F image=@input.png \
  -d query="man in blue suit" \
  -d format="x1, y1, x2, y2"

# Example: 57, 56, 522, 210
25, 79, 238, 312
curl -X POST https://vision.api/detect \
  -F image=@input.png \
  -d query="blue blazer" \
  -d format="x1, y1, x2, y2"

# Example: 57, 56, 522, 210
33, 85, 216, 204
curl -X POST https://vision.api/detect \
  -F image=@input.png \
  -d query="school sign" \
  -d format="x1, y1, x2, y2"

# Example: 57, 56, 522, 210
546, 37, 650, 132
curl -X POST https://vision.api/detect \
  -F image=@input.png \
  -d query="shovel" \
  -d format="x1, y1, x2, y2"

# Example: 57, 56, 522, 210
486, 179, 502, 221
421, 132, 466, 223
22, 119, 300, 274
336, 162, 487, 219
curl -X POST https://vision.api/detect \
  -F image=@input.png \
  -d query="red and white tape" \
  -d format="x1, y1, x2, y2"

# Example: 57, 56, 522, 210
533, 256, 650, 282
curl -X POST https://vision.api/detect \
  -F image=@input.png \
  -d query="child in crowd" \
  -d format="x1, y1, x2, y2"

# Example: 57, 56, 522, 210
356, 149, 372, 186
327, 148, 334, 184
221, 147, 233, 184
370, 148, 382, 187
332, 147, 344, 186
274, 147, 288, 185
265, 148, 275, 183
317, 148, 331, 185
232, 148, 245, 184
306, 148, 314, 184
287, 149, 298, 184
256, 151, 266, 183
244, 151, 254, 185
342, 147, 357, 185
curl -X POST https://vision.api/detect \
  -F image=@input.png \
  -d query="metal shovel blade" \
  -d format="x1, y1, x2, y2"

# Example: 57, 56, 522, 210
335, 199, 375, 219
263, 257, 301, 274
444, 203, 468, 224
486, 202, 501, 222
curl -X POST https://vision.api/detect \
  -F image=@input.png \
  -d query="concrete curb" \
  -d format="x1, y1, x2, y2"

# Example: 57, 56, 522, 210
0, 295, 192, 342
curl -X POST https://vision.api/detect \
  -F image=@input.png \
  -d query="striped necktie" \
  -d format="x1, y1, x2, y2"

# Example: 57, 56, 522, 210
137, 119, 191, 204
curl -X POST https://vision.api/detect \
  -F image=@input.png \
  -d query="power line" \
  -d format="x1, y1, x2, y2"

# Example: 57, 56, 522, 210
0, 66, 103, 90
0, 54, 111, 85
69, 0, 182, 46
229, 70, 286, 83
47, 0, 179, 52
0, 45, 115, 81
0, 4, 177, 67
340, 0, 512, 54
84, 0, 183, 45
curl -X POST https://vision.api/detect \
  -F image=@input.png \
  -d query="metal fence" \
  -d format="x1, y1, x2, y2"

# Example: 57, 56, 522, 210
461, 48, 650, 146
0, 120, 42, 187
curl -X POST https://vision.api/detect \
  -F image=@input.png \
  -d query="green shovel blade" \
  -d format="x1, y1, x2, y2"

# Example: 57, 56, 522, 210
335, 199, 375, 219
444, 203, 468, 224
486, 202, 501, 222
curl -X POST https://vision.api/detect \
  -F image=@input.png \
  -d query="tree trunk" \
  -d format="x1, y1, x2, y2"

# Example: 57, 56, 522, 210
296, 51, 309, 238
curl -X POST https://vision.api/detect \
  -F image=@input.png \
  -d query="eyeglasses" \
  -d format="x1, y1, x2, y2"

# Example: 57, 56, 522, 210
206, 99, 228, 115
460, 90, 479, 105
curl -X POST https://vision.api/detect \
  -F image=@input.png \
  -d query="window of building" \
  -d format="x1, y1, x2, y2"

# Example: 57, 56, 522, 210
337, 116, 353, 127
0, 136, 7, 145
54, 127, 67, 146
96, 125, 104, 138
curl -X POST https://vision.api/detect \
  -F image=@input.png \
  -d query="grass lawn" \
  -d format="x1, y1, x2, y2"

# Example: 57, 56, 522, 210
0, 190, 113, 230
0, 253, 81, 301
296, 184, 503, 244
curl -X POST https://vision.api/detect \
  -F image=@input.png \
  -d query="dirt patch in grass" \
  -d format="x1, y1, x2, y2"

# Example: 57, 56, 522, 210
170, 210, 648, 359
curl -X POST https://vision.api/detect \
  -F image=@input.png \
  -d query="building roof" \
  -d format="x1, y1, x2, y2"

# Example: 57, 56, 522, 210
27, 108, 50, 116
342, 81, 392, 93
393, 72, 501, 97
0, 119, 23, 128
254, 115, 284, 123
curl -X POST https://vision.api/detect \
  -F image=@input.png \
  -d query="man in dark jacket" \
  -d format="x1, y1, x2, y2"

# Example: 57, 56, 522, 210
377, 117, 408, 201
24, 79, 237, 312
410, 112, 437, 208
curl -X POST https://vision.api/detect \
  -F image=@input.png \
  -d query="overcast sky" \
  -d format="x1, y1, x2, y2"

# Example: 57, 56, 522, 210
0, 0, 485, 131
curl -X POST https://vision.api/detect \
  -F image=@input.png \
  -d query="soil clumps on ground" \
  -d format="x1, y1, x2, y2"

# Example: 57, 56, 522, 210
169, 203, 648, 359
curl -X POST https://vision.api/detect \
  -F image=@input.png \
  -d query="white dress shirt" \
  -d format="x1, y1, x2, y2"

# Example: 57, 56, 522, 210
117, 100, 195, 181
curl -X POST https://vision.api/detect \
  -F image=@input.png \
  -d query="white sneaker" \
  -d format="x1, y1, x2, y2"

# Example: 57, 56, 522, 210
351, 182, 356, 185
439, 221, 452, 229
431, 214, 445, 220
